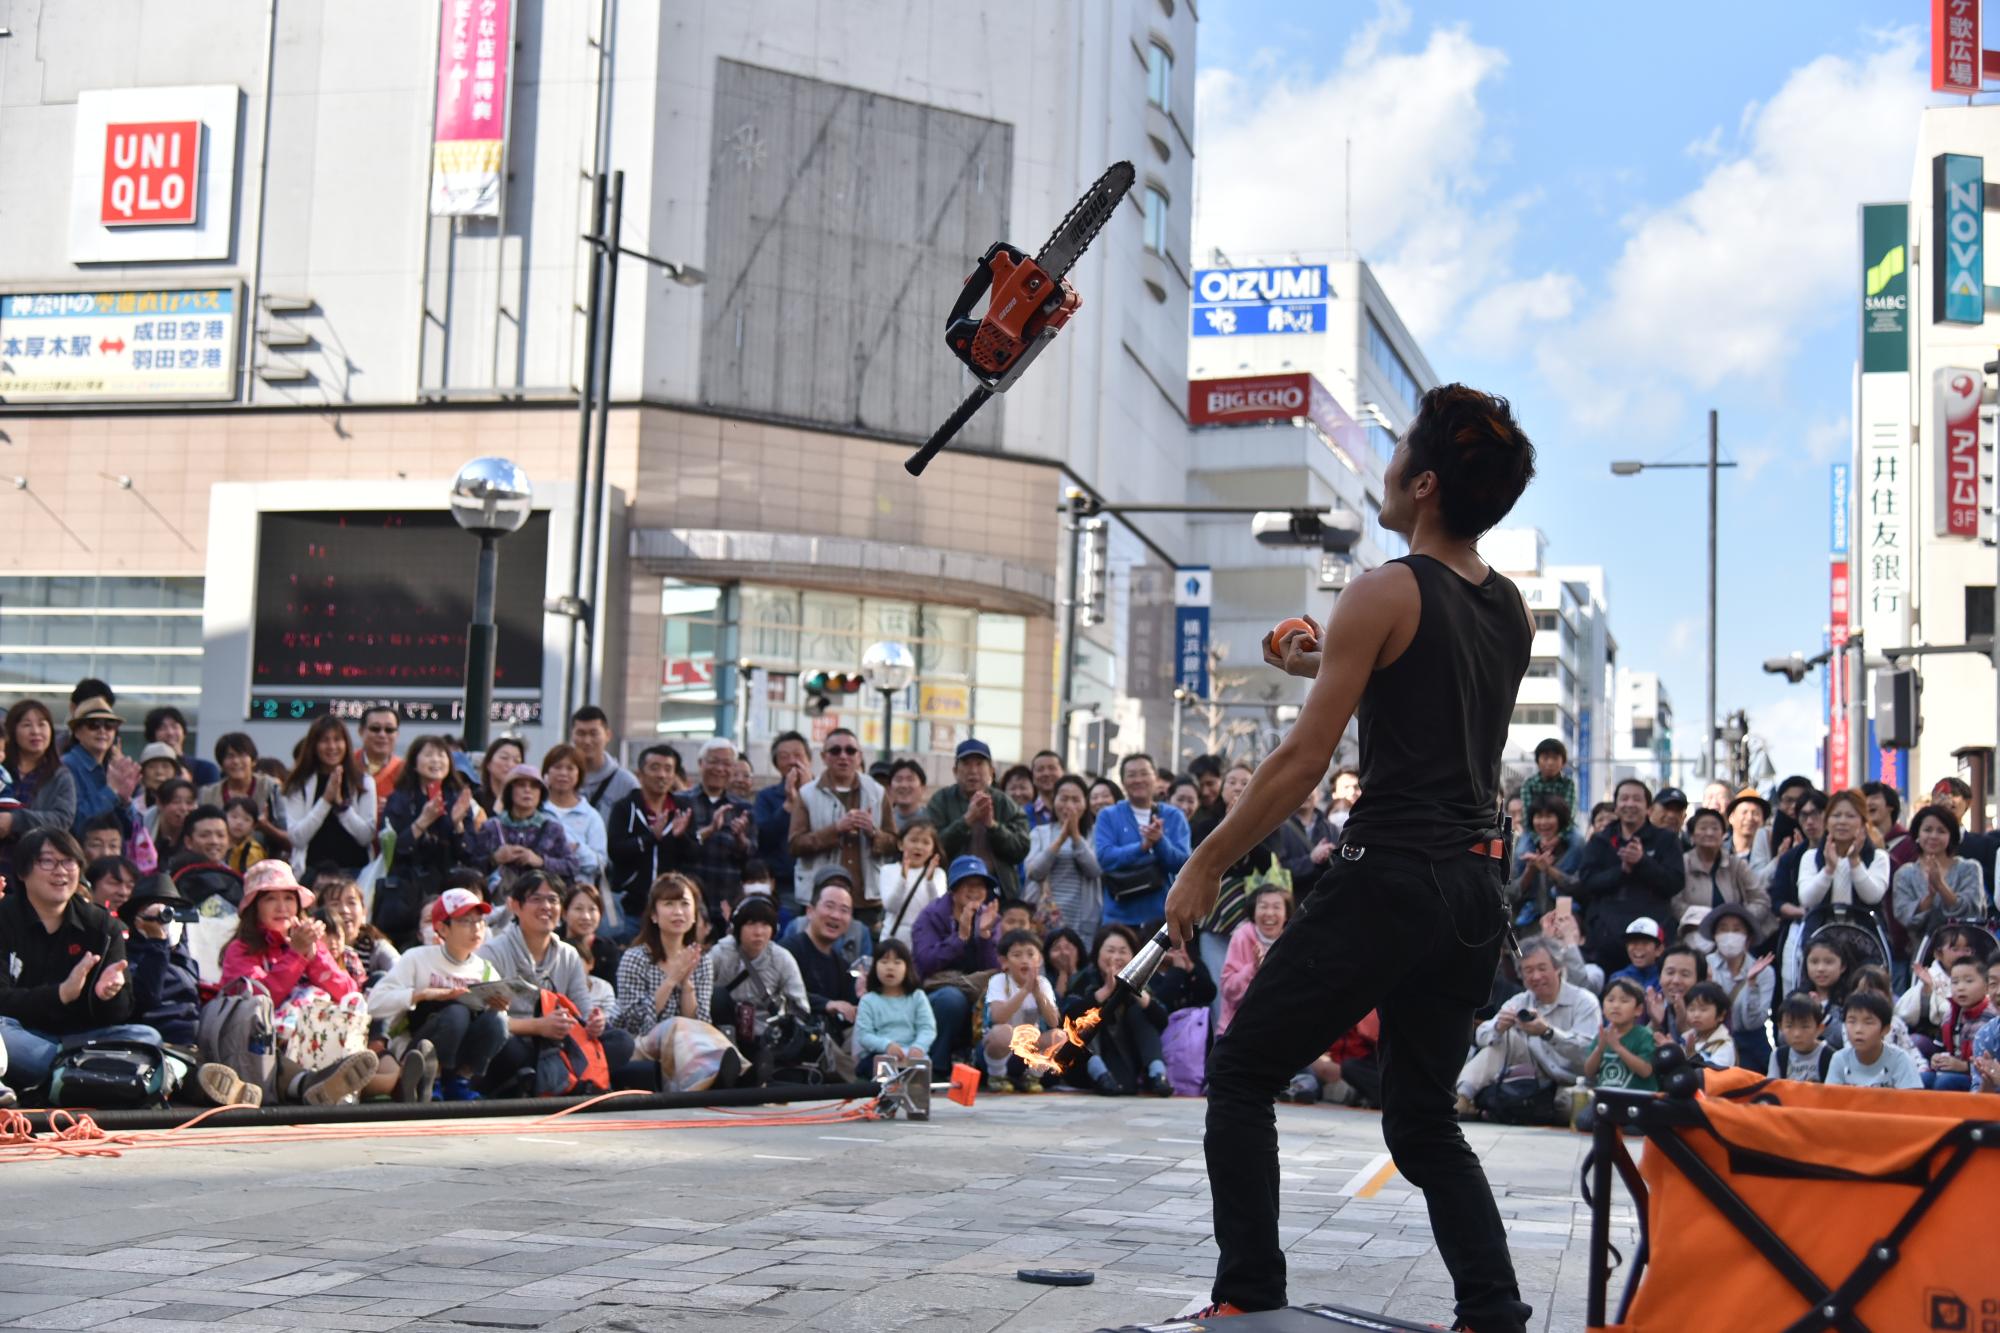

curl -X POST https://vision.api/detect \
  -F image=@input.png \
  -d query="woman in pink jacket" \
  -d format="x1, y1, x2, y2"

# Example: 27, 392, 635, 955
1218, 883, 1293, 1035
221, 862, 425, 1102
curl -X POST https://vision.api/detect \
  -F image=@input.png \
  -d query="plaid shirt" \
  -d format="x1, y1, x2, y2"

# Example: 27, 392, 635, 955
1518, 772, 1577, 829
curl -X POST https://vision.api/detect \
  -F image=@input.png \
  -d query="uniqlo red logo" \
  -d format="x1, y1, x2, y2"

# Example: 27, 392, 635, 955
100, 120, 201, 226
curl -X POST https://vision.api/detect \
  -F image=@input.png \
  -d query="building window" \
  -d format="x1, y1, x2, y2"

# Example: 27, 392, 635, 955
1366, 314, 1422, 416
1533, 610, 1558, 632
1143, 186, 1170, 255
0, 576, 205, 748
1146, 42, 1172, 112
1367, 422, 1397, 466
1512, 705, 1558, 727
1632, 723, 1654, 749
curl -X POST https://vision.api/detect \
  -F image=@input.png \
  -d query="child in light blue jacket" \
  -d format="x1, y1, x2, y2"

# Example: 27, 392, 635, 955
855, 939, 936, 1063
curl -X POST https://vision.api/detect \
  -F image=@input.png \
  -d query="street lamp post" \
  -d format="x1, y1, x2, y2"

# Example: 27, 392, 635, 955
860, 641, 916, 765
451, 458, 533, 753
1611, 409, 1735, 780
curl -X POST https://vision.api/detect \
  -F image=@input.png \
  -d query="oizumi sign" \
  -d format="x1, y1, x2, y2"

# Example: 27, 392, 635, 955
1860, 203, 1908, 372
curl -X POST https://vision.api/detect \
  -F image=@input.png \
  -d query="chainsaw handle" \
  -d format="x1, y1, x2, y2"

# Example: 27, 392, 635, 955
948, 242, 1025, 331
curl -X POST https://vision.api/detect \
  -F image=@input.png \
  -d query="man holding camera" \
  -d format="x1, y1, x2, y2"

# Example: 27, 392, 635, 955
1452, 937, 1599, 1119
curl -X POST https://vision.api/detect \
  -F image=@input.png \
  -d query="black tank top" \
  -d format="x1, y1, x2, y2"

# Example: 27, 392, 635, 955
1339, 554, 1532, 854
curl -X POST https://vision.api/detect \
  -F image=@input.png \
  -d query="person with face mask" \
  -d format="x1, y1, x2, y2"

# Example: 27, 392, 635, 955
1697, 902, 1775, 1074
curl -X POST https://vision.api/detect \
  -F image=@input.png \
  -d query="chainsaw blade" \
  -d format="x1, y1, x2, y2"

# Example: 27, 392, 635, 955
1033, 161, 1135, 287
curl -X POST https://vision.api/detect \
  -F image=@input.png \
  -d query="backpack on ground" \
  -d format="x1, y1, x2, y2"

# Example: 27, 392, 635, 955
1161, 1005, 1208, 1096
532, 989, 610, 1096
197, 978, 277, 1102
48, 1039, 175, 1110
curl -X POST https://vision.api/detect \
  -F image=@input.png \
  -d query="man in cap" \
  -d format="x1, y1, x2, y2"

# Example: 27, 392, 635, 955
1648, 786, 1690, 840
911, 855, 1004, 1071
926, 740, 1032, 900
62, 700, 141, 839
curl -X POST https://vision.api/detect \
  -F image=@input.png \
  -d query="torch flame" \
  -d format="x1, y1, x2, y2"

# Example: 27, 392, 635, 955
1007, 1005, 1104, 1075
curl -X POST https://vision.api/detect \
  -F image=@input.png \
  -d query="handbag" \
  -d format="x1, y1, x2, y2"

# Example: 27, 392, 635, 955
1161, 1006, 1209, 1096
275, 987, 370, 1072
1475, 1076, 1560, 1125
48, 1039, 174, 1109
1103, 860, 1165, 904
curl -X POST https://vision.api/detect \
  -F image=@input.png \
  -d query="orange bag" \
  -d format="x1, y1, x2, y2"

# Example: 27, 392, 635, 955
1588, 1063, 2000, 1332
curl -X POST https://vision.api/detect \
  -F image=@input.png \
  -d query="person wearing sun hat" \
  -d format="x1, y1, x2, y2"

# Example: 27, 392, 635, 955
465, 762, 580, 885
61, 698, 141, 841
366, 887, 510, 1100
218, 860, 388, 1105
1698, 899, 1776, 1073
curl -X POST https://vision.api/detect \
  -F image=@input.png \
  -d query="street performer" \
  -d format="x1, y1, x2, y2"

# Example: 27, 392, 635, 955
1166, 383, 1538, 1333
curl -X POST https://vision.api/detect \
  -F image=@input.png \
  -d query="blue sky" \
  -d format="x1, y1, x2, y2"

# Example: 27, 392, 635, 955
1193, 1, 1943, 781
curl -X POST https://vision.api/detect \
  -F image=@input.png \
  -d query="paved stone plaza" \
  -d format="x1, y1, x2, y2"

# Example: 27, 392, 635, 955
0, 1093, 1629, 1332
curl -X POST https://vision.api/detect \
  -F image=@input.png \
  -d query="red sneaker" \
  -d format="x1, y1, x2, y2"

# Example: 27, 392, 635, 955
1190, 1303, 1248, 1319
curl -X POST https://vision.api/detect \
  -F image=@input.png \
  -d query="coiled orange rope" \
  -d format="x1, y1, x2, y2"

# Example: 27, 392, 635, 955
0, 1093, 882, 1164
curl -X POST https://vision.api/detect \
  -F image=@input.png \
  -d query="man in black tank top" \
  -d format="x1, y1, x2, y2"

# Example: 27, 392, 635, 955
1166, 385, 1538, 1332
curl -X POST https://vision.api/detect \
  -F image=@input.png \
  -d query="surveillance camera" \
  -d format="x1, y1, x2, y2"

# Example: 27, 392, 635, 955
1761, 655, 1809, 685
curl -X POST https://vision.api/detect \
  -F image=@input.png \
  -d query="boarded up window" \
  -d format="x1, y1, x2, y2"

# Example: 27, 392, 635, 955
701, 60, 1013, 446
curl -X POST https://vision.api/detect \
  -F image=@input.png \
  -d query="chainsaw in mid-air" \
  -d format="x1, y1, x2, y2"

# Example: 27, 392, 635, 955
904, 161, 1135, 476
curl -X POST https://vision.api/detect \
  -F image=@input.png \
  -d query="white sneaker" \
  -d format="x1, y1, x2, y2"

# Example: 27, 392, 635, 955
0, 1082, 16, 1109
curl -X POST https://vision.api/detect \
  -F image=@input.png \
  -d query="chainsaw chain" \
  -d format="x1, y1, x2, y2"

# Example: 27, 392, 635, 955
1032, 161, 1135, 286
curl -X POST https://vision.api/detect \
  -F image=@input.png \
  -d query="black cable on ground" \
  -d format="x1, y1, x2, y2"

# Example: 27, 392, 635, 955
17, 1080, 881, 1134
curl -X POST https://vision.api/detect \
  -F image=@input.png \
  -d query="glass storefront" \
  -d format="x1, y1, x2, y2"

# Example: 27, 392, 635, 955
657, 579, 1027, 768
0, 575, 206, 750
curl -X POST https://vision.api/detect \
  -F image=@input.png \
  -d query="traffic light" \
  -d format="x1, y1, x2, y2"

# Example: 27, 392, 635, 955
1874, 667, 1921, 749
1079, 518, 1109, 627
801, 670, 865, 717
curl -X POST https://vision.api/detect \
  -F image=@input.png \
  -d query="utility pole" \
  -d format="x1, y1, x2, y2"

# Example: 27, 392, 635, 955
1707, 408, 1719, 784
564, 172, 608, 724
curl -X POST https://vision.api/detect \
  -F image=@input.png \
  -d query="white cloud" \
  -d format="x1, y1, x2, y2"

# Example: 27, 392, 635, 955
1668, 617, 1700, 655
1805, 415, 1852, 464
1751, 690, 1828, 780
1193, 4, 1564, 342
1537, 34, 1928, 427
1461, 272, 1583, 349
1735, 445, 1777, 483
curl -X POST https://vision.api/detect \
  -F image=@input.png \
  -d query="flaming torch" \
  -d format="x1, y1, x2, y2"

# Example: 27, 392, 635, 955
1006, 926, 1176, 1076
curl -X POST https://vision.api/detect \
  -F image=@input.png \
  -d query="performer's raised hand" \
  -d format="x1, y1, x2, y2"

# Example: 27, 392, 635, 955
1264, 615, 1323, 679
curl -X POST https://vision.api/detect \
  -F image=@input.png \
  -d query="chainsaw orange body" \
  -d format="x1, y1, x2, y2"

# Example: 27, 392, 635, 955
944, 242, 1081, 391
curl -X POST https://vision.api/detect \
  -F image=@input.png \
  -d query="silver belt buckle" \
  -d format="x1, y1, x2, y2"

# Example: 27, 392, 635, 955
1339, 844, 1366, 862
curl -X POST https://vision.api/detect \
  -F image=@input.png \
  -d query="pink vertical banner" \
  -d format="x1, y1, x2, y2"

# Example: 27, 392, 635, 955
429, 0, 511, 218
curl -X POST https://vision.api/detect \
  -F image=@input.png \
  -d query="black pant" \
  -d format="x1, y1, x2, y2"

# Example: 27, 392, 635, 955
1204, 846, 1530, 1333
411, 1003, 510, 1077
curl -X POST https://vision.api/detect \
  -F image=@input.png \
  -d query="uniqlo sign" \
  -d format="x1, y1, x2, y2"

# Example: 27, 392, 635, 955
100, 121, 201, 226
1933, 0, 1981, 94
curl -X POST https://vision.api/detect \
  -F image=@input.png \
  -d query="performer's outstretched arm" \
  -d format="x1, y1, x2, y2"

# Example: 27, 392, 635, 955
1163, 564, 1417, 946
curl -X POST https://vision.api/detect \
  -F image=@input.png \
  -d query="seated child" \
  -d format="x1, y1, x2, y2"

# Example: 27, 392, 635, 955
1826, 990, 1925, 1089
1848, 964, 1916, 1053
1586, 976, 1659, 1095
366, 887, 510, 1101
854, 939, 936, 1069
222, 796, 269, 874
1972, 956, 2000, 1093
1767, 992, 1834, 1083
1607, 918, 1664, 993
1681, 981, 1737, 1068
997, 897, 1036, 938
1802, 936, 1851, 1051
982, 928, 1061, 1094
1923, 956, 1992, 1093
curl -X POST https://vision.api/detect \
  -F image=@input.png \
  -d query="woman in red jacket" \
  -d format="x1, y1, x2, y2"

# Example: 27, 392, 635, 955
220, 861, 419, 1103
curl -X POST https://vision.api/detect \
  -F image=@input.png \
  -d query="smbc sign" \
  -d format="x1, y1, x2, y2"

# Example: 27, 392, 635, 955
1860, 203, 1908, 372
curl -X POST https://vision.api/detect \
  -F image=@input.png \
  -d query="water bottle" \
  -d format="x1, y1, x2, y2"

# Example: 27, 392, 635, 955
1568, 1076, 1590, 1131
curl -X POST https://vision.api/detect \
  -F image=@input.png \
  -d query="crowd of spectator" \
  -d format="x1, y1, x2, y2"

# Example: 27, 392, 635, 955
1457, 736, 2000, 1123
2, 686, 1993, 1121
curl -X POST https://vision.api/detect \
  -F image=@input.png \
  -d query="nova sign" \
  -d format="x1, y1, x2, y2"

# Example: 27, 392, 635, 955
1933, 154, 1985, 325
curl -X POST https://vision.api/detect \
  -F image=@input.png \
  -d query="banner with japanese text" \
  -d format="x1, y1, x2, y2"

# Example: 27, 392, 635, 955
0, 287, 238, 403
429, 0, 512, 218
